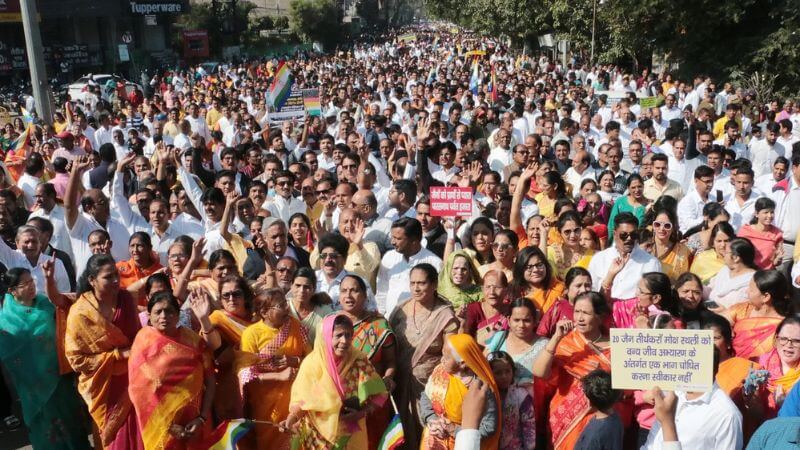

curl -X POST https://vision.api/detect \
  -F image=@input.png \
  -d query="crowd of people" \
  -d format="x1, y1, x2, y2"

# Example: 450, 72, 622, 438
1, 23, 800, 450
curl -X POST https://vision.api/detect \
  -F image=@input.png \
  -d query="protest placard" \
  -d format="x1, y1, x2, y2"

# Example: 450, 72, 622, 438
639, 97, 659, 108
398, 33, 417, 43
430, 187, 473, 217
268, 86, 305, 123
302, 89, 321, 117
610, 328, 714, 392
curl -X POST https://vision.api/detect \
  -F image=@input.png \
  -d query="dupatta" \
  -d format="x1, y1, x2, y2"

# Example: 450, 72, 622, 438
730, 303, 782, 361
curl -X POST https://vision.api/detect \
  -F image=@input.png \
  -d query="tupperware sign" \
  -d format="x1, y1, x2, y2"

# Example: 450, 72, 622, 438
130, 1, 186, 14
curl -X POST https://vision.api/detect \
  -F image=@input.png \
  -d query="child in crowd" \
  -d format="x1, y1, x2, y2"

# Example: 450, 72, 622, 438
488, 351, 535, 450
574, 369, 624, 450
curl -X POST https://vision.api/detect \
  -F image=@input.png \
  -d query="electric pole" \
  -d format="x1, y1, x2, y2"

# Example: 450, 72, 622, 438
20, 0, 53, 124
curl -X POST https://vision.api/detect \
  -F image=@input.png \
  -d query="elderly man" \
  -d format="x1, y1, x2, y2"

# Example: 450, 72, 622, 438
564, 150, 596, 198
315, 232, 376, 309
29, 182, 73, 261
353, 188, 392, 254
310, 208, 381, 289
0, 225, 70, 294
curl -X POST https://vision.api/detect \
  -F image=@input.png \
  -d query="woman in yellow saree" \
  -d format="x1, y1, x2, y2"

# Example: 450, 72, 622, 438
64, 254, 145, 450
128, 292, 216, 450
419, 334, 502, 450
239, 288, 311, 450
723, 271, 789, 361
280, 313, 388, 450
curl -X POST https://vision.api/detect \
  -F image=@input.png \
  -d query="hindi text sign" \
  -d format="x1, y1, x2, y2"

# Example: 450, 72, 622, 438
430, 187, 472, 217
610, 328, 714, 392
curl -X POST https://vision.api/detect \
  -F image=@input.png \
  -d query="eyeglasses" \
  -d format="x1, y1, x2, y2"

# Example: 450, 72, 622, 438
276, 267, 295, 273
492, 242, 513, 251
653, 221, 673, 230
618, 231, 637, 242
320, 252, 340, 260
525, 262, 546, 272
276, 180, 291, 187
777, 336, 800, 347
168, 253, 188, 260
316, 188, 333, 195
221, 290, 244, 300
562, 228, 581, 235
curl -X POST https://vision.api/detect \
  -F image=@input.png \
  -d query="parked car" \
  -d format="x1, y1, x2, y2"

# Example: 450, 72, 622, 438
67, 74, 142, 103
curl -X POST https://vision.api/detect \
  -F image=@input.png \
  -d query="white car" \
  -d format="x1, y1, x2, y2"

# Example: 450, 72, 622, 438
67, 74, 142, 103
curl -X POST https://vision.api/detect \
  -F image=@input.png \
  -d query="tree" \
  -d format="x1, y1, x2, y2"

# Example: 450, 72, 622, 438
289, 0, 343, 50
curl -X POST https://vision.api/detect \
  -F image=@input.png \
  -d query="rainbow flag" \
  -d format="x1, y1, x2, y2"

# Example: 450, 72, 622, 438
208, 419, 253, 450
5, 124, 32, 181
490, 64, 498, 104
469, 59, 480, 95
377, 414, 404, 450
269, 61, 293, 109
20, 107, 33, 126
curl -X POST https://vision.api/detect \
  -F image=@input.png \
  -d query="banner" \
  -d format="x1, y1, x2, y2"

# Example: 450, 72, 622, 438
182, 30, 209, 59
430, 187, 473, 217
610, 328, 714, 392
268, 86, 305, 123
302, 89, 321, 117
639, 96, 659, 108
398, 33, 417, 43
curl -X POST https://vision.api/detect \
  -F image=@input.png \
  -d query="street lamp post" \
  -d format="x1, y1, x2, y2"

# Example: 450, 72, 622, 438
19, 0, 53, 124
590, 0, 596, 64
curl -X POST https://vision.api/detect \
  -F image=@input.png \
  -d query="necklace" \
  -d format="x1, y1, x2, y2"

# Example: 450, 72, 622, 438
411, 301, 431, 335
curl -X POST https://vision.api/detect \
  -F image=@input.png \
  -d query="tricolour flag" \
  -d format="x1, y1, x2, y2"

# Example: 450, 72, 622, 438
377, 414, 404, 450
490, 64, 498, 104
5, 124, 32, 182
469, 59, 480, 95
269, 61, 293, 110
207, 419, 253, 450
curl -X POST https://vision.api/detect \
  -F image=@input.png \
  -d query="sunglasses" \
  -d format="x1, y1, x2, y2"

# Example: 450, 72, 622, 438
221, 290, 244, 300
492, 242, 513, 251
618, 231, 637, 242
653, 221, 673, 230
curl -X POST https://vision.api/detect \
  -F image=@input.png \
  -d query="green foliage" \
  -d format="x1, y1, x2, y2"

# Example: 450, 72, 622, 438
289, 0, 343, 49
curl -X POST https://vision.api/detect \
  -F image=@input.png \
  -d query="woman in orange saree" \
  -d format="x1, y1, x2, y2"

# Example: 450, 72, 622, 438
755, 317, 800, 416
339, 274, 398, 450
116, 232, 164, 307
533, 292, 630, 450
128, 292, 215, 450
724, 271, 789, 361
64, 254, 145, 450
419, 334, 502, 450
239, 288, 311, 450
510, 247, 565, 316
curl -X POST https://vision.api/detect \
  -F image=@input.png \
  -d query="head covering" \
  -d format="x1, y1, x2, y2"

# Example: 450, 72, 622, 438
56, 131, 74, 140
438, 250, 483, 309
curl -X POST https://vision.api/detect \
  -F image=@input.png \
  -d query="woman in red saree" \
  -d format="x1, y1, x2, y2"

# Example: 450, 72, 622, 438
532, 292, 630, 450
463, 270, 510, 346
64, 254, 145, 450
755, 316, 800, 416
339, 274, 398, 450
723, 270, 790, 361
128, 292, 215, 450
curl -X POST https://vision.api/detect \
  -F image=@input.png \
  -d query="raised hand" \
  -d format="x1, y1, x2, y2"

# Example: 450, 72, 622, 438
350, 217, 365, 246
188, 237, 206, 269
189, 288, 212, 320
42, 252, 56, 280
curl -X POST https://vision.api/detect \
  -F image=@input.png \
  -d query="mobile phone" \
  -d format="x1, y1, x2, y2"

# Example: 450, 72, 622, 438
704, 300, 720, 309
716, 190, 723, 203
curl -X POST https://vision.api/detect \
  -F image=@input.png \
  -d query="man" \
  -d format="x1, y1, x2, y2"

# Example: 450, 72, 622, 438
65, 156, 131, 275
587, 212, 661, 299
751, 122, 786, 178
27, 216, 76, 291
552, 140, 571, 174
29, 182, 73, 260
755, 156, 789, 194
52, 131, 85, 161
660, 94, 682, 121
713, 120, 749, 160
315, 232, 375, 308
353, 189, 393, 254
376, 218, 442, 315
265, 171, 307, 222
706, 146, 732, 196
667, 138, 702, 187
383, 179, 417, 221
17, 153, 45, 210
643, 153, 684, 202
771, 149, 800, 273
488, 128, 513, 174
564, 150, 596, 198
677, 165, 716, 233
692, 130, 714, 162
621, 139, 645, 174
186, 103, 211, 142
503, 144, 529, 181
0, 225, 70, 294
416, 195, 447, 259
273, 256, 298, 293
311, 208, 381, 289
605, 145, 631, 194
724, 167, 760, 229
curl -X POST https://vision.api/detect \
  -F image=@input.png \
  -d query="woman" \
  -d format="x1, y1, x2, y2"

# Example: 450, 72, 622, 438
420, 334, 501, 450
606, 174, 648, 241
288, 267, 334, 342
546, 211, 594, 280
128, 292, 215, 450
533, 292, 632, 449
690, 222, 735, 285
340, 274, 398, 450
723, 270, 791, 361
464, 270, 510, 345
703, 312, 760, 404
510, 246, 565, 315
537, 267, 593, 337
446, 217, 496, 266
755, 316, 800, 415
534, 171, 567, 220
487, 351, 535, 450
289, 212, 314, 253
596, 170, 621, 204
388, 263, 459, 448
673, 272, 707, 329
738, 198, 783, 270
280, 314, 388, 449
438, 249, 483, 312
239, 288, 311, 449
117, 232, 165, 307
0, 268, 91, 449
479, 229, 518, 282
187, 249, 238, 306
65, 254, 144, 449
707, 238, 758, 308
684, 202, 730, 253
649, 208, 691, 282
610, 272, 679, 329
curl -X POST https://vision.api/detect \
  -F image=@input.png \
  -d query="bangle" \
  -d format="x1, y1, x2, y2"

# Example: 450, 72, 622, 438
197, 415, 206, 423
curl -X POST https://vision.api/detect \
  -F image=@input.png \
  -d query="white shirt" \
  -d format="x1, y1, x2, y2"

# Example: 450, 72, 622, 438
724, 190, 761, 230
588, 246, 661, 299
315, 269, 376, 310
660, 105, 681, 122
667, 157, 701, 187
94, 126, 114, 148
564, 166, 597, 198
772, 175, 800, 242
755, 173, 783, 194
186, 115, 211, 142
16, 173, 40, 210
642, 384, 742, 450
488, 146, 513, 174
265, 195, 308, 223
677, 188, 711, 233
750, 140, 785, 178
0, 241, 70, 294
29, 205, 73, 261
68, 212, 131, 276
376, 247, 443, 315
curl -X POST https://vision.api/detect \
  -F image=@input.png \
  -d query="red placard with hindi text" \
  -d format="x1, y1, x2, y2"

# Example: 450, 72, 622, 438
430, 186, 473, 217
